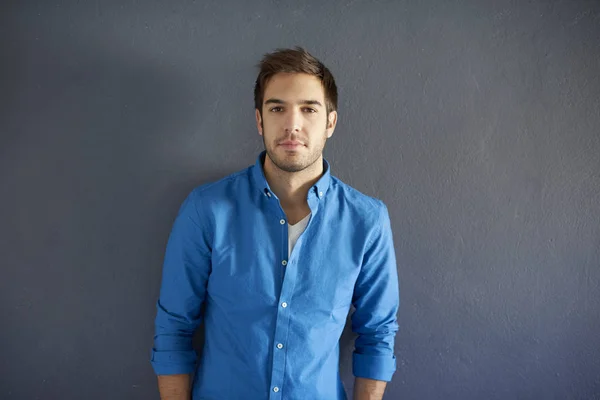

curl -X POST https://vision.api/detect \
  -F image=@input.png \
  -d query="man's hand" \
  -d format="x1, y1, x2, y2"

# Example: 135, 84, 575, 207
353, 377, 387, 400
157, 374, 191, 400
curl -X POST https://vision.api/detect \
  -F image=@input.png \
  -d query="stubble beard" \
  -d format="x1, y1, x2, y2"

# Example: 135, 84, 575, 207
261, 124, 327, 174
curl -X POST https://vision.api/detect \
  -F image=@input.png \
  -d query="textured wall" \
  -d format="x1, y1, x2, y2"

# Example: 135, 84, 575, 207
1, 1, 599, 399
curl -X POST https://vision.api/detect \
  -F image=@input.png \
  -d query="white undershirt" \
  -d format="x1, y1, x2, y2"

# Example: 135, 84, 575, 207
288, 213, 311, 258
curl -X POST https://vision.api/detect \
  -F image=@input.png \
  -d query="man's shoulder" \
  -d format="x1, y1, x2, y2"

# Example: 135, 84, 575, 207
330, 175, 387, 216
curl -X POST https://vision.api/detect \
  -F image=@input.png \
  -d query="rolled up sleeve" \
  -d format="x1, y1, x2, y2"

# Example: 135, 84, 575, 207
351, 202, 400, 382
150, 189, 212, 375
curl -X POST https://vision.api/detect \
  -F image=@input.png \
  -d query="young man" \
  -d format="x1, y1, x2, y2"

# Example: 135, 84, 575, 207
150, 47, 399, 400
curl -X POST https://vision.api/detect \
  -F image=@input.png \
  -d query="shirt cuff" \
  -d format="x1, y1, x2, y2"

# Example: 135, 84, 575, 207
150, 348, 198, 375
352, 352, 397, 382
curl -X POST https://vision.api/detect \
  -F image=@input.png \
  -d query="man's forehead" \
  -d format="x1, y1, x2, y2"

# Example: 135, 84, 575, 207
263, 73, 325, 101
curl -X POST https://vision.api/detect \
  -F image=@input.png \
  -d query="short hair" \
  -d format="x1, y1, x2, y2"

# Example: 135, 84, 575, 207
254, 46, 338, 115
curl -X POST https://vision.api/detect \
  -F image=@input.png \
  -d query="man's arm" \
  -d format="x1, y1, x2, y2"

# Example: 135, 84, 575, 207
157, 374, 191, 400
353, 377, 387, 400
351, 203, 400, 398
150, 189, 212, 399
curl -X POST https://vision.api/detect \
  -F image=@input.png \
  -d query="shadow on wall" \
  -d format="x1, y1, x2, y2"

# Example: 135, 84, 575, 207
0, 10, 226, 398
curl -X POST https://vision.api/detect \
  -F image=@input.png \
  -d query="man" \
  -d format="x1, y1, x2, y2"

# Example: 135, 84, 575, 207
150, 47, 399, 400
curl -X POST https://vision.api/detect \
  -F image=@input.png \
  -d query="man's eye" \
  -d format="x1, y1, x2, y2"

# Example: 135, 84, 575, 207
270, 107, 283, 112
303, 108, 316, 113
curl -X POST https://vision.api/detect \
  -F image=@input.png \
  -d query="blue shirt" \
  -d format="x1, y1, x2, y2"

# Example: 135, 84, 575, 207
151, 151, 400, 400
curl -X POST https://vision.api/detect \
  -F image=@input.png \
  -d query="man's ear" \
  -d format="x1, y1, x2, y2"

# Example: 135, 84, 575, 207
326, 111, 338, 138
255, 109, 263, 136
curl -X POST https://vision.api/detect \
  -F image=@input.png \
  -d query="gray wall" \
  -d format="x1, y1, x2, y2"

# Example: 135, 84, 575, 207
1, 1, 599, 399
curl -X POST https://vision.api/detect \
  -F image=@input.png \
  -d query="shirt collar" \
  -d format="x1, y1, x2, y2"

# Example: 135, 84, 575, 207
251, 151, 332, 199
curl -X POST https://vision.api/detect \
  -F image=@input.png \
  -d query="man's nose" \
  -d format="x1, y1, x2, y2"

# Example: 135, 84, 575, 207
284, 109, 301, 133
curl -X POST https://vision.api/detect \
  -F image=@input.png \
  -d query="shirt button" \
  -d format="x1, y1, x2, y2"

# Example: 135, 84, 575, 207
277, 343, 283, 349
267, 192, 272, 198
319, 191, 323, 197
280, 219, 285, 225
273, 387, 279, 392
281, 302, 288, 308
282, 260, 287, 266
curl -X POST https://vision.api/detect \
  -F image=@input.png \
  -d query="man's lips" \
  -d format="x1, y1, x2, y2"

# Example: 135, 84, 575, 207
279, 140, 304, 149
279, 140, 303, 145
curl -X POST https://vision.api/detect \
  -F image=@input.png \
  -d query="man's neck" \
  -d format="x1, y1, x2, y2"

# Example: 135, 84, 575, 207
263, 154, 323, 210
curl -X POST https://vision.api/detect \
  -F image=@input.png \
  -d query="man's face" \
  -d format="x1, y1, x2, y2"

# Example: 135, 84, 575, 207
255, 73, 337, 173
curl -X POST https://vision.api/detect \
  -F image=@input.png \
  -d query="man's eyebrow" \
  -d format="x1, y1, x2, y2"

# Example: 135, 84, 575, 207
264, 98, 285, 105
264, 98, 323, 107
301, 100, 323, 107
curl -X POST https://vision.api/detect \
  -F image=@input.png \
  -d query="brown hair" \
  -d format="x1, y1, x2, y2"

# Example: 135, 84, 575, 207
254, 46, 338, 116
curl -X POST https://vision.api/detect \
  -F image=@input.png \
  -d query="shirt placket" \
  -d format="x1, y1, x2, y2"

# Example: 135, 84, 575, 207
267, 192, 320, 399
268, 212, 295, 399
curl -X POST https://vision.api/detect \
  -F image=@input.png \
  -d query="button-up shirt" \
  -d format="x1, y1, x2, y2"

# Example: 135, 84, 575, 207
150, 151, 400, 399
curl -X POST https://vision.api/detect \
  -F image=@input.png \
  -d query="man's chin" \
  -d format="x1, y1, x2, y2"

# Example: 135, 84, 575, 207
276, 162, 305, 173
271, 156, 306, 173
266, 147, 318, 173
